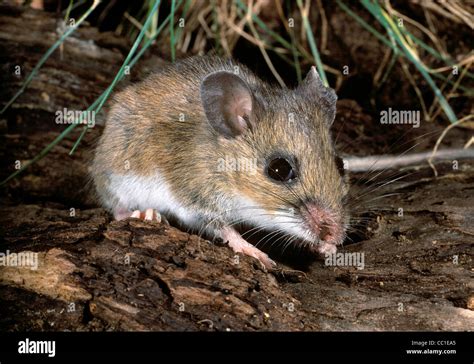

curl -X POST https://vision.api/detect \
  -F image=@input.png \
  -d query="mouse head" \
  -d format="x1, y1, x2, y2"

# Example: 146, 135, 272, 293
200, 67, 349, 251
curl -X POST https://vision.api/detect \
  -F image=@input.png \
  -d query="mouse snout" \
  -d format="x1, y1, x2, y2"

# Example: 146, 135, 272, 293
301, 201, 344, 245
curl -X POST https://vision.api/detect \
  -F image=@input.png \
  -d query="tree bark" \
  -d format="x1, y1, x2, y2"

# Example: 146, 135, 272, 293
0, 4, 472, 331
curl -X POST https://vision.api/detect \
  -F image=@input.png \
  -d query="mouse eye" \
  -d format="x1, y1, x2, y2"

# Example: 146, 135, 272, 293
267, 157, 297, 182
335, 156, 345, 176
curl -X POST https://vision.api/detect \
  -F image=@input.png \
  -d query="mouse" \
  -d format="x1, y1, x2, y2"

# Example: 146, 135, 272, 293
91, 55, 349, 269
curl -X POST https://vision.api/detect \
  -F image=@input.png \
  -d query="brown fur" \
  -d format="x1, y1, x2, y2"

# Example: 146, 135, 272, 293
92, 55, 349, 236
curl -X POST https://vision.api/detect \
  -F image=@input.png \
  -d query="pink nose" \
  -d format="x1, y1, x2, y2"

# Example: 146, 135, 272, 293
302, 202, 343, 244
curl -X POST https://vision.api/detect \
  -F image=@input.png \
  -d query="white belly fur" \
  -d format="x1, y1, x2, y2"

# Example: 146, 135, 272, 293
109, 172, 201, 227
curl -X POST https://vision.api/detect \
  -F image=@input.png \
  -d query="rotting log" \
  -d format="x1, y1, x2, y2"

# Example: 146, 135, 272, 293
0, 4, 473, 331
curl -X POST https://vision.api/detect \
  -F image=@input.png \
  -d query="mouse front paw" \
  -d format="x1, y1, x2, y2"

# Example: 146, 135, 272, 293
221, 227, 276, 270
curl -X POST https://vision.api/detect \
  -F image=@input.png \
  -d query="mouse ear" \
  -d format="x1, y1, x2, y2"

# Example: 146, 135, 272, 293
298, 66, 337, 125
200, 71, 255, 138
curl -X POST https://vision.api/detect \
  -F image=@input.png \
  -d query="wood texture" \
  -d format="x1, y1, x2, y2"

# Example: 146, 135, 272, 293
0, 4, 472, 332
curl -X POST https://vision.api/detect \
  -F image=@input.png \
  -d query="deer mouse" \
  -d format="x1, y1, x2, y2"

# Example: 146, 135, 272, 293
91, 56, 349, 269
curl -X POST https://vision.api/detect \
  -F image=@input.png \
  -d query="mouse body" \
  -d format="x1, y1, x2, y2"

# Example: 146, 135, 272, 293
91, 55, 349, 268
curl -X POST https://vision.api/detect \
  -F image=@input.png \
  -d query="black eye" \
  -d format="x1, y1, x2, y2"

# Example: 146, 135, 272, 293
335, 156, 345, 176
267, 157, 297, 182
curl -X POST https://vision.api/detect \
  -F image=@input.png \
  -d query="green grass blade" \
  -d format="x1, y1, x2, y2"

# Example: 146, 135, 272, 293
174, 0, 192, 48
235, 0, 295, 54
1, 0, 172, 185
69, 116, 91, 155
94, 0, 162, 114
2, 124, 77, 185
1, 0, 101, 115
170, 0, 176, 62
296, 0, 328, 86
337, 0, 472, 95
64, 0, 74, 22
71, 0, 163, 153
129, 0, 183, 69
335, 0, 395, 51
402, 28, 474, 80
362, 0, 457, 123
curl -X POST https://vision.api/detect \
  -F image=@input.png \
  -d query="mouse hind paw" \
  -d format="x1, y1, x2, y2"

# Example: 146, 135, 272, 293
114, 208, 161, 222
130, 208, 161, 222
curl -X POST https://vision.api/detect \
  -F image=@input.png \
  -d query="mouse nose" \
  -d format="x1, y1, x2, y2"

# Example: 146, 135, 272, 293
301, 201, 343, 244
